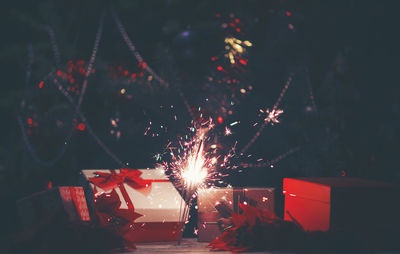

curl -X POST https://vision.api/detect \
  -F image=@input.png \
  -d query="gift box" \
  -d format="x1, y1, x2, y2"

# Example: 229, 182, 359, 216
80, 168, 187, 242
197, 187, 275, 242
283, 177, 400, 232
17, 186, 90, 229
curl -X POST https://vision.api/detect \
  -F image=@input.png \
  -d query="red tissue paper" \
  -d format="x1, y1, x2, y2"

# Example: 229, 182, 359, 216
197, 187, 275, 242
208, 203, 303, 252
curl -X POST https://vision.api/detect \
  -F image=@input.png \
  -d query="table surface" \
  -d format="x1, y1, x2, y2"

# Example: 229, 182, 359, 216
119, 238, 295, 254
118, 238, 400, 254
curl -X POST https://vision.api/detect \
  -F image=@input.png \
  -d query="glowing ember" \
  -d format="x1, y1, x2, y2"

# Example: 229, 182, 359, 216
224, 126, 232, 136
261, 108, 284, 125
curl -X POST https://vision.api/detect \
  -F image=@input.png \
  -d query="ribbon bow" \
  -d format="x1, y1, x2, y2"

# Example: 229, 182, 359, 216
88, 169, 170, 244
89, 169, 151, 192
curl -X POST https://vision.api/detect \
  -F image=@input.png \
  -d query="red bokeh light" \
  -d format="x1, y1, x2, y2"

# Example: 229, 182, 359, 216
239, 59, 247, 65
77, 123, 86, 131
138, 61, 146, 69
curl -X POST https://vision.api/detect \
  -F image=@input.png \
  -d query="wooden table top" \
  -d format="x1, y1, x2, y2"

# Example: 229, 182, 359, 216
119, 238, 295, 254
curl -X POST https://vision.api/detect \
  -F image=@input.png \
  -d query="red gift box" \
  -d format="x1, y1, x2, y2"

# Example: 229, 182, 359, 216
17, 187, 90, 229
283, 177, 400, 232
197, 187, 275, 242
80, 168, 187, 242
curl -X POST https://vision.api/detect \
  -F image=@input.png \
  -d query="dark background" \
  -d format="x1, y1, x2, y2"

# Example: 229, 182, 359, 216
0, 0, 399, 240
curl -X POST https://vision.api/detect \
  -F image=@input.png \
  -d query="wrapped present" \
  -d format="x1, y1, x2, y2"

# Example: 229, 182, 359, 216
80, 168, 187, 242
197, 187, 275, 242
283, 177, 400, 232
17, 186, 90, 229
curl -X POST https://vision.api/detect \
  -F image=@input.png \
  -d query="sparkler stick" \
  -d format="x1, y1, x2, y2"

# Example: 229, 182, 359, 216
177, 188, 185, 245
175, 128, 209, 244
177, 189, 190, 245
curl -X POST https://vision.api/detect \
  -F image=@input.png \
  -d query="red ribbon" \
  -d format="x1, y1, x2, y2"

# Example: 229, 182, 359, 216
89, 169, 154, 190
89, 169, 152, 210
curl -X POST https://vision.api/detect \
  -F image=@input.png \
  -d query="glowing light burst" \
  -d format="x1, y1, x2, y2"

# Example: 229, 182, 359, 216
164, 127, 218, 189
260, 108, 284, 125
160, 122, 236, 192
181, 131, 208, 187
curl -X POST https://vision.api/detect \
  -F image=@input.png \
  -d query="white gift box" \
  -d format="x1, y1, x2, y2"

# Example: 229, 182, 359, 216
80, 168, 187, 242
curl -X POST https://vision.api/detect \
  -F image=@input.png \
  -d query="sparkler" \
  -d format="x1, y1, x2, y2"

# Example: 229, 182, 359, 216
175, 127, 212, 244
159, 123, 236, 244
